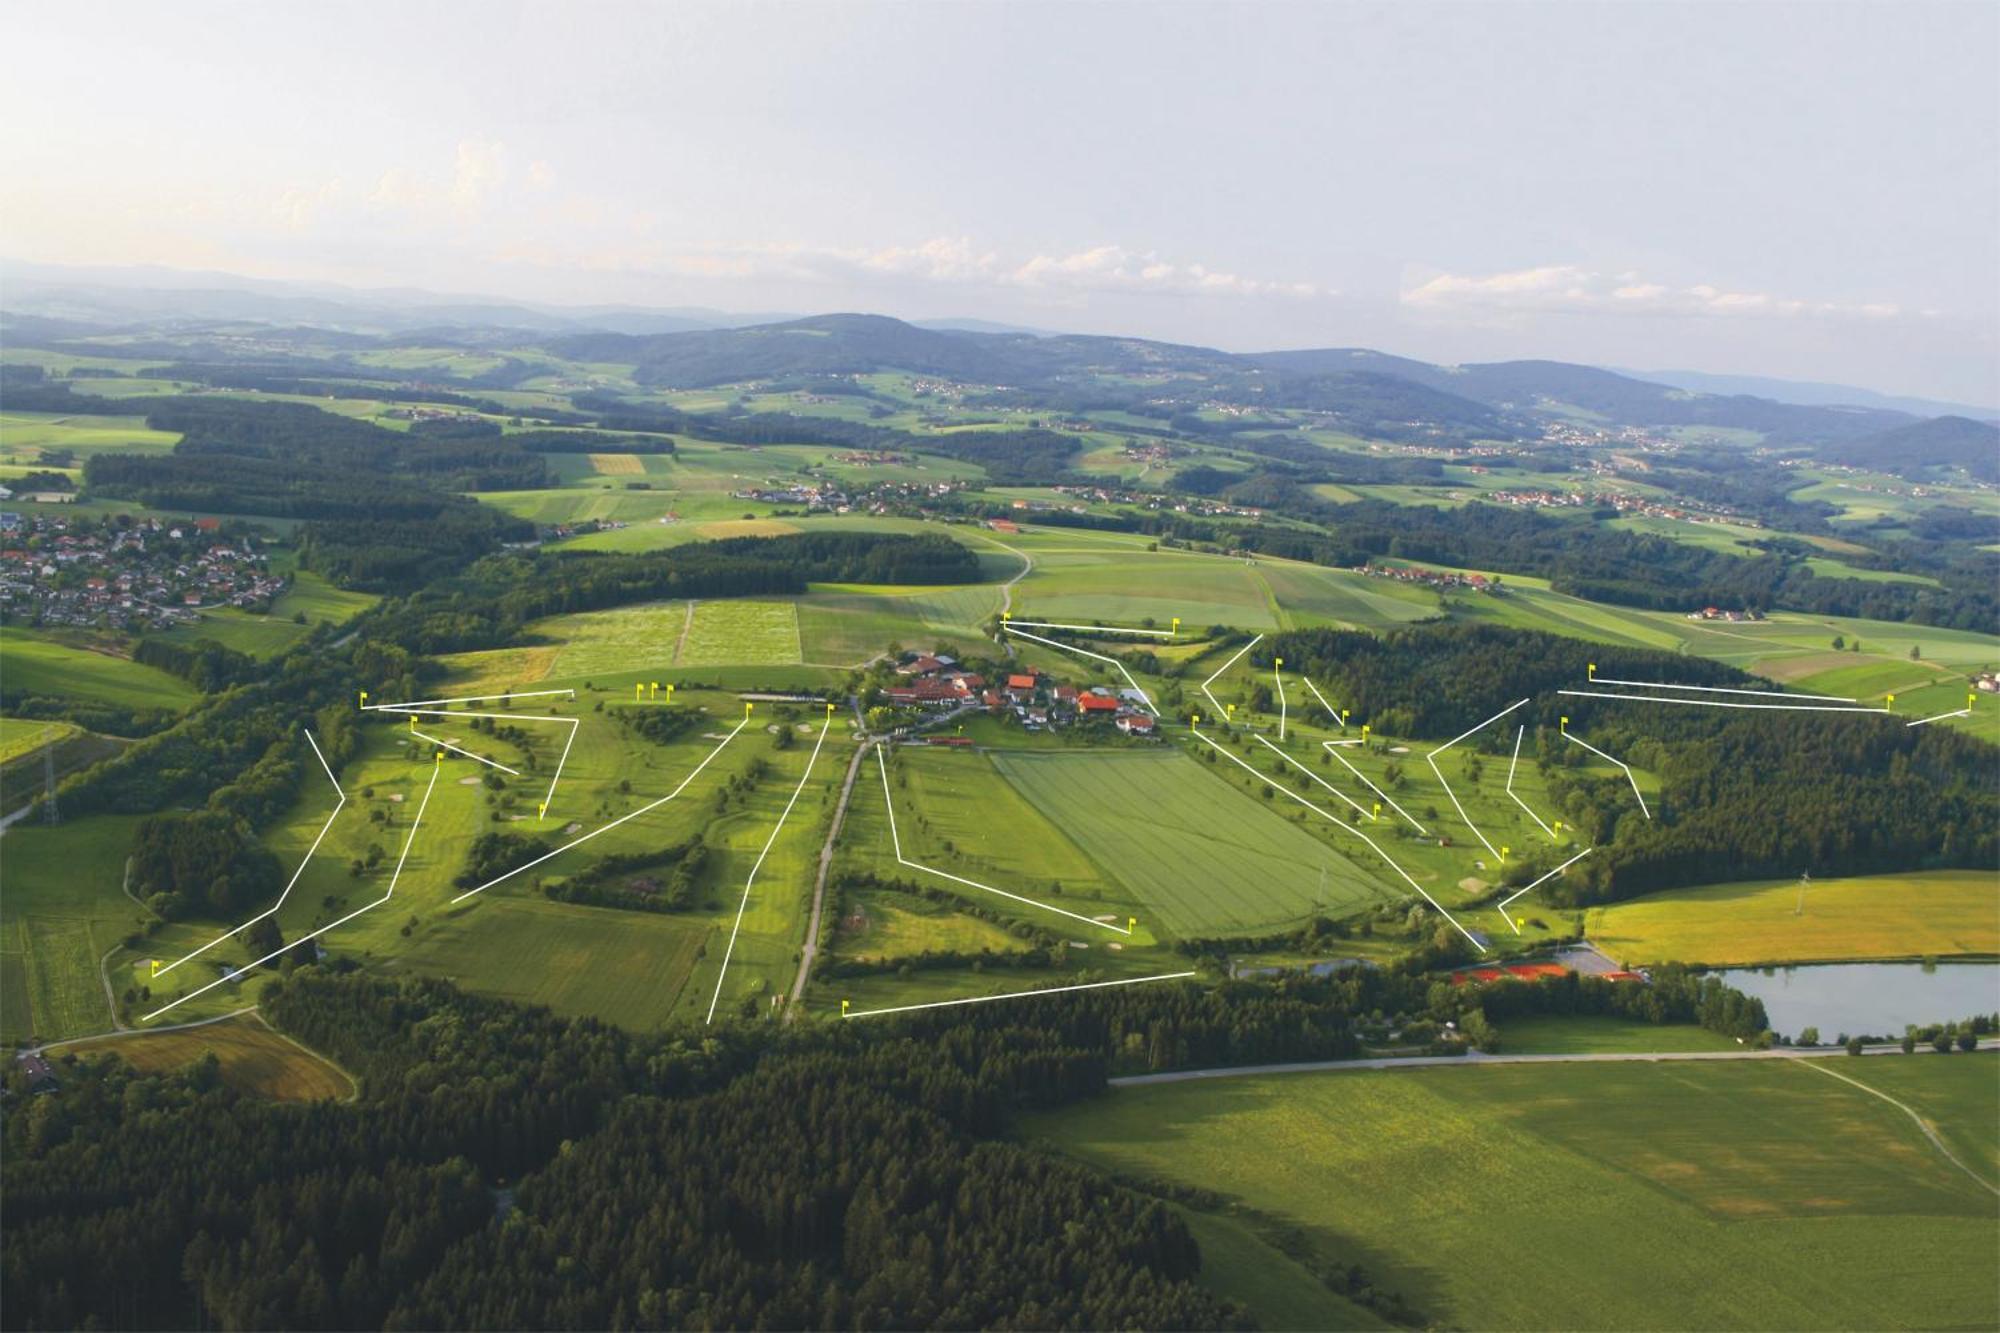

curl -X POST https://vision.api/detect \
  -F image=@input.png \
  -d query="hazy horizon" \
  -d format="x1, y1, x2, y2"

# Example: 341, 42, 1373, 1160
4, 0, 1996, 403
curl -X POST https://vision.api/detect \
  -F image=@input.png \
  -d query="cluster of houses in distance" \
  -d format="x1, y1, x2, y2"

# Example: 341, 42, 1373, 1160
0, 515, 286, 631
879, 652, 1157, 735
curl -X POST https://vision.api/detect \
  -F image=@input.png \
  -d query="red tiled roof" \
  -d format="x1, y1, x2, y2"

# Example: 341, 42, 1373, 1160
1007, 674, 1037, 689
1078, 694, 1119, 712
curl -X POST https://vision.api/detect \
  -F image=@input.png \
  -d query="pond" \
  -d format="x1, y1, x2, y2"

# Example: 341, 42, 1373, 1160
1713, 962, 1999, 1039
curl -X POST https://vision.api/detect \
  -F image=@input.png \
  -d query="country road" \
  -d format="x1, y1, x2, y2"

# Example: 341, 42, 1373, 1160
791, 696, 869, 1009
1108, 1040, 1994, 1085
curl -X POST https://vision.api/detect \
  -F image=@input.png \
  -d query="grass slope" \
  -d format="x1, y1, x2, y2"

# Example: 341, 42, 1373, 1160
1587, 872, 2000, 966
53, 1014, 354, 1101
1033, 1059, 2000, 1331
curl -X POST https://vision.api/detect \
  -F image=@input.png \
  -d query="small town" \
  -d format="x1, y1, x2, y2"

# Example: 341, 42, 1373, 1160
0, 513, 285, 631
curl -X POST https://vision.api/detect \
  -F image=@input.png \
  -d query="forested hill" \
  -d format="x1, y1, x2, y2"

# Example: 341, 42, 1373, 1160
542, 313, 1921, 445
1817, 415, 2000, 483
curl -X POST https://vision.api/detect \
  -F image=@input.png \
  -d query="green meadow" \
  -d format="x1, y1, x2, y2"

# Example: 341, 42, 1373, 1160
1032, 1058, 2000, 1331
0, 627, 199, 711
0, 814, 151, 1043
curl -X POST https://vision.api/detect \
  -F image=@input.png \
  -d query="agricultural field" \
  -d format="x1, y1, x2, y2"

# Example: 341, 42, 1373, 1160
0, 720, 123, 814
1032, 1058, 2000, 1331
0, 627, 199, 711
1586, 871, 2000, 967
0, 813, 151, 1045
0, 716, 77, 765
988, 749, 1388, 936
52, 1014, 355, 1101
1001, 530, 1438, 633
0, 410, 180, 464
156, 607, 313, 659
269, 570, 378, 625
677, 598, 802, 667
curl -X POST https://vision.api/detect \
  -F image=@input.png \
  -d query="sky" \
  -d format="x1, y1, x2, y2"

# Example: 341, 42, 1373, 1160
3, 0, 1996, 403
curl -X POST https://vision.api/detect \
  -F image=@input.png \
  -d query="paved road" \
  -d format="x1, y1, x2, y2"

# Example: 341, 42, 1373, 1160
25, 1004, 260, 1057
1109, 1040, 1992, 1085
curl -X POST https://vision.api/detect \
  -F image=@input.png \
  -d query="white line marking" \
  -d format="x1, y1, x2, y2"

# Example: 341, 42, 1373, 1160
1505, 725, 1556, 838
1193, 728, 1486, 953
1498, 847, 1595, 928
844, 971, 1196, 1018
1001, 620, 1175, 638
1006, 626, 1159, 715
1423, 700, 1529, 862
1430, 698, 1532, 756
541, 716, 581, 813
144, 759, 440, 1022
708, 717, 832, 1024
1558, 689, 1887, 713
450, 719, 749, 902
1589, 675, 1854, 702
875, 746, 1131, 934
410, 726, 522, 775
1906, 708, 1973, 728
1255, 734, 1370, 818
1300, 675, 1344, 728
374, 707, 569, 724
1274, 663, 1287, 740
1200, 633, 1263, 723
1562, 728, 1652, 819
1318, 742, 1427, 833
154, 731, 347, 978
363, 688, 575, 711
378, 706, 582, 813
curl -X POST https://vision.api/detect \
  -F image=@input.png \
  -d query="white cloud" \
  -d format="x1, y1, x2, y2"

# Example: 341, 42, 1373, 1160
1403, 264, 1903, 320
1009, 243, 1319, 298
638, 237, 1322, 300
368, 139, 510, 224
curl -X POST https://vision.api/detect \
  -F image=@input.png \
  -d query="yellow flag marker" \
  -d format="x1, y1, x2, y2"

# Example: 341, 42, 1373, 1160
1128, 916, 1137, 932
409, 715, 416, 731
1886, 693, 1895, 708
358, 690, 368, 708
1171, 617, 1180, 637
1372, 801, 1382, 820
1588, 662, 1597, 680
841, 998, 851, 1017
1500, 845, 1509, 861
1970, 692, 1978, 709
745, 701, 754, 718
635, 683, 643, 701
1361, 723, 1370, 739
150, 958, 160, 977
1275, 656, 1283, 668
435, 752, 442, 764
827, 702, 835, 715
1191, 712, 1200, 726
1560, 714, 1569, 732
538, 803, 547, 820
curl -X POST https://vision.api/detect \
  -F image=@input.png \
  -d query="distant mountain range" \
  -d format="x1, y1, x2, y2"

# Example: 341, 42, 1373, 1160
1612, 367, 1996, 423
5, 261, 1992, 474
